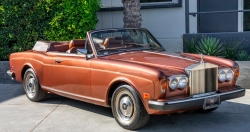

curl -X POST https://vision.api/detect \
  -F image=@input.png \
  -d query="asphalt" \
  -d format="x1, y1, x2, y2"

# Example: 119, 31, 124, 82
0, 84, 250, 132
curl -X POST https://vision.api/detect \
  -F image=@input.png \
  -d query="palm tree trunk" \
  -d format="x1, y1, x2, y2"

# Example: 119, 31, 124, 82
122, 0, 142, 28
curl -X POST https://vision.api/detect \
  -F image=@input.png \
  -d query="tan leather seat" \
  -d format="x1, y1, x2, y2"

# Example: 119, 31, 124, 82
103, 37, 122, 49
66, 39, 86, 53
54, 43, 69, 52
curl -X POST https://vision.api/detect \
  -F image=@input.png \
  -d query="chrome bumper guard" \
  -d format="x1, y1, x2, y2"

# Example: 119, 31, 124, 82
148, 87, 245, 111
7, 70, 15, 80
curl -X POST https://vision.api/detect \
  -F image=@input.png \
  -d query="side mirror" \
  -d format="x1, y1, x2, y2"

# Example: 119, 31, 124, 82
77, 49, 87, 55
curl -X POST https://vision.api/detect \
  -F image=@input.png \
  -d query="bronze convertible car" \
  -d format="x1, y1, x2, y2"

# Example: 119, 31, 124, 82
7, 28, 245, 130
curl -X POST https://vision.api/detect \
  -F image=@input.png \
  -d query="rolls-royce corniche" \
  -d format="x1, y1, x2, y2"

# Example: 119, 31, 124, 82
7, 28, 245, 130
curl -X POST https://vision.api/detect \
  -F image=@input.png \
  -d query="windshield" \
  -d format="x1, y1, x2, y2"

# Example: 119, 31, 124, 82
90, 29, 165, 56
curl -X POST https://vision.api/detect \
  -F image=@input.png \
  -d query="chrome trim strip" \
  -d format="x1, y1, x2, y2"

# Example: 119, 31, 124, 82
192, 92, 217, 98
41, 85, 105, 102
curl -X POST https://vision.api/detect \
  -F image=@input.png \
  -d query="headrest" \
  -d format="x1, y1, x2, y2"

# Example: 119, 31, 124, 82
69, 39, 86, 49
103, 37, 118, 47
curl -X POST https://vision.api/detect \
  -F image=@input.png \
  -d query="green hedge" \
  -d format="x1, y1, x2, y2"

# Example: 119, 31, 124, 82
0, 0, 101, 60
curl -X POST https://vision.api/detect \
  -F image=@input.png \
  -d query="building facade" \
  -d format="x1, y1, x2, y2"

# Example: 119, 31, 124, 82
97, 0, 250, 52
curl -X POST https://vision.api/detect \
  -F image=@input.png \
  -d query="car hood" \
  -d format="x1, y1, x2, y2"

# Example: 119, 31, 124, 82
100, 51, 237, 76
101, 51, 200, 74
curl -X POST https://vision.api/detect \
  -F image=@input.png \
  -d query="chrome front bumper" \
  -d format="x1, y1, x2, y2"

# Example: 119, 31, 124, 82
148, 87, 245, 111
7, 70, 15, 80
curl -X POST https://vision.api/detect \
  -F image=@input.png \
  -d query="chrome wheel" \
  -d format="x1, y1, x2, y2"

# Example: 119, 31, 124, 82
116, 93, 134, 121
111, 85, 150, 130
23, 68, 47, 102
25, 74, 36, 98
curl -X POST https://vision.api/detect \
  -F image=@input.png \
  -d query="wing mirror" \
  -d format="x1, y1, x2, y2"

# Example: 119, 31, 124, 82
77, 49, 93, 60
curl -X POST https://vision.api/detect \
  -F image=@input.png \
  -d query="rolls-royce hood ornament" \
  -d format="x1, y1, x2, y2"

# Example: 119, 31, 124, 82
200, 53, 204, 63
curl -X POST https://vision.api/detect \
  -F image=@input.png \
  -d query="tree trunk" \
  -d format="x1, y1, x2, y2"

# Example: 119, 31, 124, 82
122, 0, 142, 28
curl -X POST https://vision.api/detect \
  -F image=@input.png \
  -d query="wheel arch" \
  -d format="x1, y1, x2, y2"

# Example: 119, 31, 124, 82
106, 78, 143, 107
21, 63, 36, 81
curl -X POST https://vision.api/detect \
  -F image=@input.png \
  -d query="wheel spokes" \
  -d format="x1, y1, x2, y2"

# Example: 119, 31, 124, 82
25, 73, 36, 97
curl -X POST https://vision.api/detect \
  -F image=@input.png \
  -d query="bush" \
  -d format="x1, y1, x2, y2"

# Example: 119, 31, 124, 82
223, 38, 244, 60
196, 37, 224, 56
45, 0, 101, 41
0, 0, 101, 60
182, 35, 199, 53
237, 51, 250, 61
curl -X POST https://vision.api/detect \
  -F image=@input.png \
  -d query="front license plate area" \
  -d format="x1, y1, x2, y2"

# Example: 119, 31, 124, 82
203, 96, 220, 110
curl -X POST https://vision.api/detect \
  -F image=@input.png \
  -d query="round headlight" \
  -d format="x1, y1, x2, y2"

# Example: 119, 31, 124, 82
178, 77, 187, 89
169, 78, 178, 90
226, 70, 233, 81
218, 70, 226, 82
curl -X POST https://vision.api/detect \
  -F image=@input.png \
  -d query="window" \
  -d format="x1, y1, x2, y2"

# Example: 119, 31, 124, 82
140, 0, 172, 3
244, 0, 250, 31
99, 0, 182, 11
85, 38, 93, 54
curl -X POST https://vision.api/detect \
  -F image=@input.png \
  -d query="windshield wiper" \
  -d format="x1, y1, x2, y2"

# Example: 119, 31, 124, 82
97, 48, 126, 55
142, 47, 165, 51
97, 48, 125, 52
124, 43, 164, 51
124, 43, 147, 47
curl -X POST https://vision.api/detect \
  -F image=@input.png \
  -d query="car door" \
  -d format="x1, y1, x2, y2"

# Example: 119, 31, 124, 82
50, 53, 92, 98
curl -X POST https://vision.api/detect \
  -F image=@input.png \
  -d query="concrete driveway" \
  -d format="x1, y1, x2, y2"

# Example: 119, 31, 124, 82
0, 84, 250, 132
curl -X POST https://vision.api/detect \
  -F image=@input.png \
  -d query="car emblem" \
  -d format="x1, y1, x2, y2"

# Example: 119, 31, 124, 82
209, 98, 215, 105
200, 53, 204, 63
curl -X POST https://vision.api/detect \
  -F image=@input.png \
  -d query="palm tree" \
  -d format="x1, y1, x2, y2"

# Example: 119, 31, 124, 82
122, 0, 142, 28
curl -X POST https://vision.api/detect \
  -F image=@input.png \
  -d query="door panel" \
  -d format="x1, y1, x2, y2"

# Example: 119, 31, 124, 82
198, 0, 238, 33
51, 55, 91, 97
41, 54, 55, 88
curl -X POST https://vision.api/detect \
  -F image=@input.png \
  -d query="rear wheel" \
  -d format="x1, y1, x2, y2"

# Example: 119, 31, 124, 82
23, 68, 47, 102
111, 85, 149, 130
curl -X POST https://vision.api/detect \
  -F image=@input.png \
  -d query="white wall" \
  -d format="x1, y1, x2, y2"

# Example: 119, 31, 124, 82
97, 0, 244, 52
97, 0, 187, 52
189, 0, 197, 33
238, 0, 244, 32
101, 0, 123, 7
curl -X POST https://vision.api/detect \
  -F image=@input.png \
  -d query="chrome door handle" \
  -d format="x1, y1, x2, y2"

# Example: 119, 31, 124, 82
54, 60, 63, 63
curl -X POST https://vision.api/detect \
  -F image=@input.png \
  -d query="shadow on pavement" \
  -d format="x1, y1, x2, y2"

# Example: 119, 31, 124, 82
139, 101, 250, 132
0, 84, 24, 103
1, 84, 249, 131
44, 94, 113, 118
43, 94, 250, 132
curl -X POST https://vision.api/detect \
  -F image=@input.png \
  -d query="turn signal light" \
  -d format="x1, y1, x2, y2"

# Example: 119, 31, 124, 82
143, 93, 150, 99
235, 70, 240, 78
161, 80, 167, 93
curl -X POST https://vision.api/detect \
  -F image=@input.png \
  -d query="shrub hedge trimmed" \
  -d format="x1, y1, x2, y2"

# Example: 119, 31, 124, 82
0, 0, 101, 60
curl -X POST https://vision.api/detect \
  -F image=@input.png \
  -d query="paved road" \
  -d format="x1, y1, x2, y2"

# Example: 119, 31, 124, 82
0, 84, 250, 132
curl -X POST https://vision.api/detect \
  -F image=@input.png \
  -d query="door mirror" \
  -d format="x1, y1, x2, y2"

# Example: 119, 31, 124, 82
77, 49, 87, 55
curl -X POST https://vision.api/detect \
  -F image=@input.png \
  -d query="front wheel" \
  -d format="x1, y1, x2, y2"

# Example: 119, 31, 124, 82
23, 68, 47, 102
111, 85, 150, 130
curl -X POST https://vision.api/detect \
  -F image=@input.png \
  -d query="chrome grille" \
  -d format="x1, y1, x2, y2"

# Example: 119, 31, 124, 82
186, 63, 218, 95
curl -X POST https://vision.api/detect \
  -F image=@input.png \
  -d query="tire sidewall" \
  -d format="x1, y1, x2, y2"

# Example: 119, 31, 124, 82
111, 85, 144, 129
23, 68, 42, 101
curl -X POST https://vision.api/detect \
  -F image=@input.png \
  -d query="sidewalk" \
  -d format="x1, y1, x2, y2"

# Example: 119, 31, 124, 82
0, 84, 250, 132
